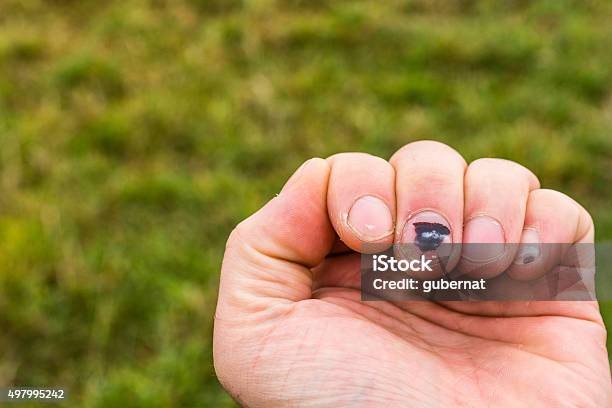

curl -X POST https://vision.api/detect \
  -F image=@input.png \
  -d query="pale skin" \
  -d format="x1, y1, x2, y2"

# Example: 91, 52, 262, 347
214, 141, 611, 407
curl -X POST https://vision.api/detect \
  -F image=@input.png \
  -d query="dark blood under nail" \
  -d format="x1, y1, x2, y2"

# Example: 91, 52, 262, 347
414, 222, 450, 251
523, 255, 535, 264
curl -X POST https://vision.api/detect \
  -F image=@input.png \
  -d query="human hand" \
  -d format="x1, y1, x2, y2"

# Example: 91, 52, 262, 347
214, 141, 611, 407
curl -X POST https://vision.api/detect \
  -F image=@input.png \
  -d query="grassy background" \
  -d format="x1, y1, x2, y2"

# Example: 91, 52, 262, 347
1, 0, 611, 406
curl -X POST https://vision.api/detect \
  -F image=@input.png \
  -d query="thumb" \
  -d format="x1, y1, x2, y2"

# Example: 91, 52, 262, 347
216, 158, 335, 320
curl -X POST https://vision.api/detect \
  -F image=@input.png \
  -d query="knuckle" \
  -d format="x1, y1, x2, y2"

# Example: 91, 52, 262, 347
469, 157, 521, 171
391, 139, 466, 167
468, 158, 539, 188
530, 188, 583, 218
530, 189, 594, 239
325, 152, 350, 162
531, 188, 576, 206
327, 152, 387, 165
327, 153, 392, 176
404, 139, 454, 152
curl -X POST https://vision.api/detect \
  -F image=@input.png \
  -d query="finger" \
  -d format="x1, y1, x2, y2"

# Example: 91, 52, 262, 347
460, 158, 540, 278
390, 140, 466, 277
327, 153, 396, 252
507, 189, 594, 281
216, 158, 334, 319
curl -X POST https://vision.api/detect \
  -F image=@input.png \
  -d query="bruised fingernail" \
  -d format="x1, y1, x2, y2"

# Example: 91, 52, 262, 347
462, 215, 505, 262
347, 195, 393, 241
514, 228, 541, 265
402, 211, 452, 251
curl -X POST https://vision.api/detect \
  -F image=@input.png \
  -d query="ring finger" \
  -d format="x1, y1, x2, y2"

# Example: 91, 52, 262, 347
459, 158, 540, 278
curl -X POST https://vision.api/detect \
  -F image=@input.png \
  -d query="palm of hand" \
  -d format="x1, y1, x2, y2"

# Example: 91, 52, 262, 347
243, 253, 608, 407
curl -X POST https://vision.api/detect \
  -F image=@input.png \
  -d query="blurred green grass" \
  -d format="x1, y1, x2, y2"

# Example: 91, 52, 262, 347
0, 0, 611, 406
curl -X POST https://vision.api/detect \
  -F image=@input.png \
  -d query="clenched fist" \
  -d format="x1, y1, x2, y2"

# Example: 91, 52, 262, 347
214, 141, 611, 407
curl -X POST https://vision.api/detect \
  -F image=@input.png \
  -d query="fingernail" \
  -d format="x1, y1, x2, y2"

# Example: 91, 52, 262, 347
347, 196, 393, 241
514, 229, 541, 265
462, 215, 505, 262
402, 210, 452, 251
